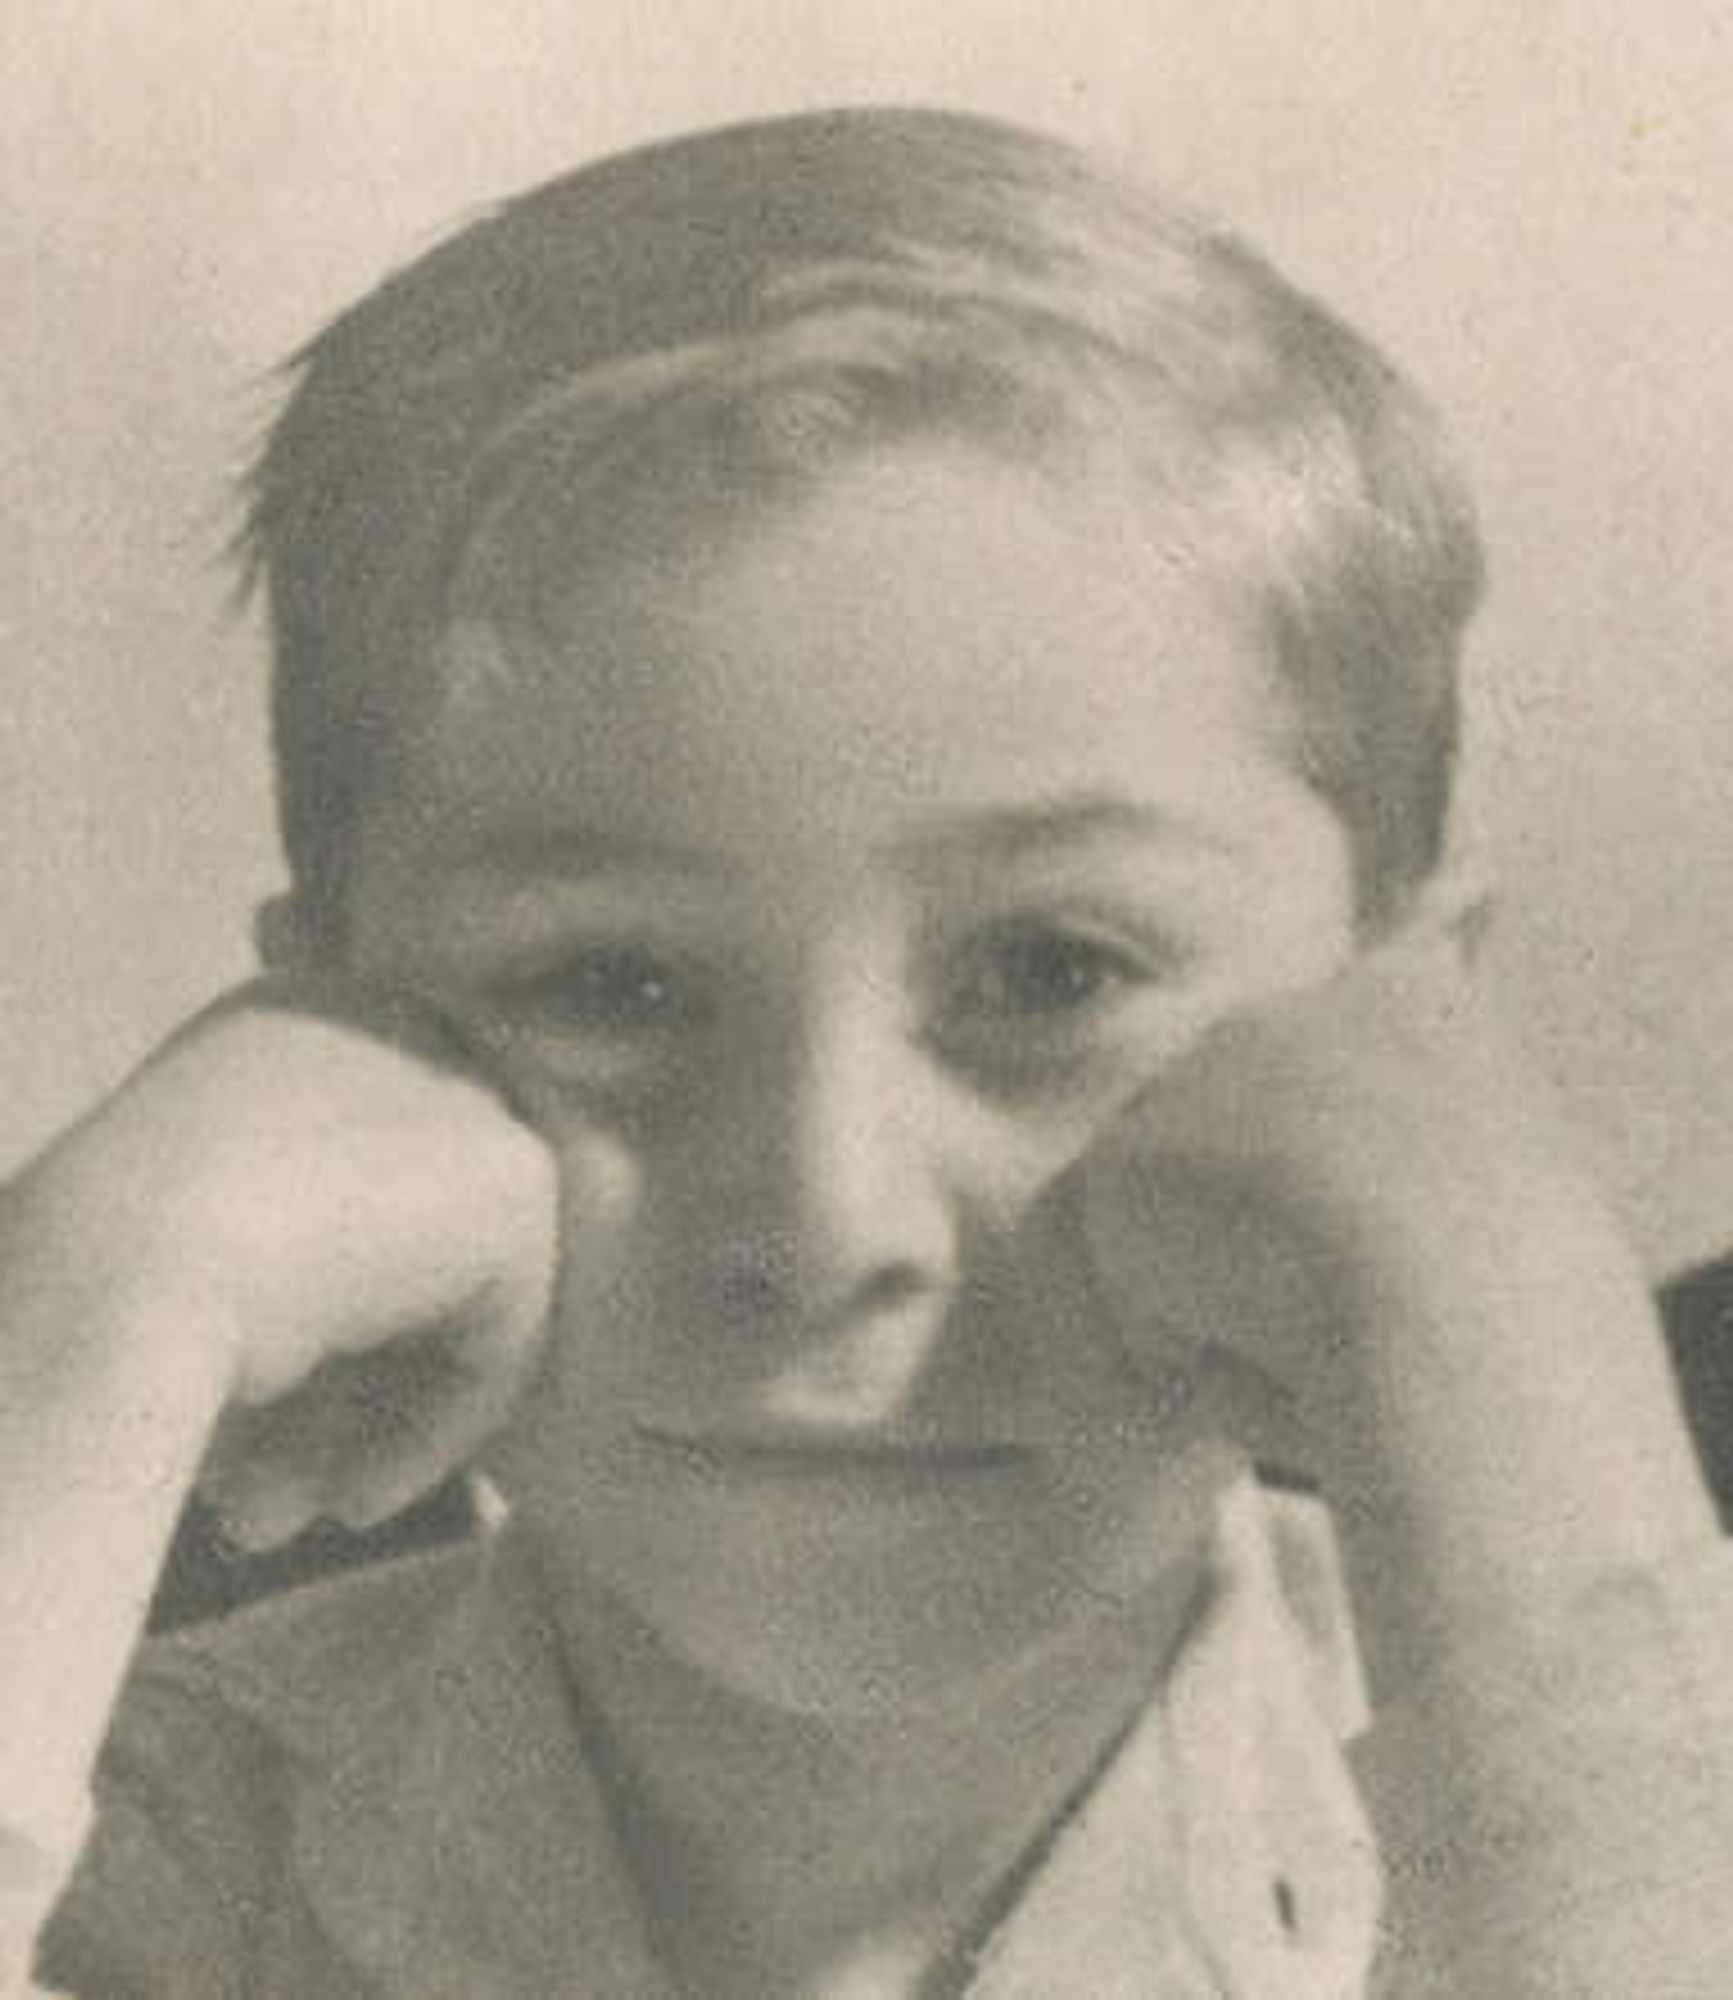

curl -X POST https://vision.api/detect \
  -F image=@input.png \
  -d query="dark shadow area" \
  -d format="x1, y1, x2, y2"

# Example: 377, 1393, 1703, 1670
147, 1480, 476, 1632
1662, 1249, 1733, 1527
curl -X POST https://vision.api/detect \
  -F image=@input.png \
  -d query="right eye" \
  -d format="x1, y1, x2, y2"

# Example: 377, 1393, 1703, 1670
529, 944, 707, 1031
483, 942, 715, 1088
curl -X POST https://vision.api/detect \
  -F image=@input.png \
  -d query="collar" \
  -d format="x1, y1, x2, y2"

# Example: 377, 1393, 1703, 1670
227, 1478, 1379, 1998
967, 1477, 1378, 1999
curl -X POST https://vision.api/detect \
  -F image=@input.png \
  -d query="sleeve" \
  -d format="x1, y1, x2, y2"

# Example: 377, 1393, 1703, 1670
20, 1655, 288, 2000
1355, 1539, 1733, 1997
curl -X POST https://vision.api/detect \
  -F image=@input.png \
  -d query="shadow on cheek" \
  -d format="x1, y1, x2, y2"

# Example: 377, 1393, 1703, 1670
1081, 1156, 1364, 1477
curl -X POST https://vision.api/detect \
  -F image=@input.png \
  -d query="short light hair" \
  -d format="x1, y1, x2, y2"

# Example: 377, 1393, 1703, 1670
242, 106, 1485, 937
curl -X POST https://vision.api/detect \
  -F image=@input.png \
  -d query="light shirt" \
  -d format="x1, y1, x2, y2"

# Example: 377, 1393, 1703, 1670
14, 1475, 1733, 1997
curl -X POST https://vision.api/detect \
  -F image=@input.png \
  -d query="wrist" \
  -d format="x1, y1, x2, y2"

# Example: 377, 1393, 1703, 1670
1325, 1204, 1715, 1692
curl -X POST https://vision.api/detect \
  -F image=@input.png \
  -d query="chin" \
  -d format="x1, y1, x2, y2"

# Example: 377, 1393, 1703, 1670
504, 1427, 1231, 1723
588, 1504, 1165, 1725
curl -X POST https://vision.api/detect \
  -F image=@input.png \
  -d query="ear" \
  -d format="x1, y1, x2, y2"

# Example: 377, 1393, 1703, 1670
253, 892, 321, 976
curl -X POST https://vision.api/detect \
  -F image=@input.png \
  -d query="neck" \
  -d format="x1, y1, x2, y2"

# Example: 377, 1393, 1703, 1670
531, 1549, 1204, 1998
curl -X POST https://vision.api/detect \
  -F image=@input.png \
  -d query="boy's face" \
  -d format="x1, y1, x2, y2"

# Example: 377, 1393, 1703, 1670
341, 446, 1358, 1715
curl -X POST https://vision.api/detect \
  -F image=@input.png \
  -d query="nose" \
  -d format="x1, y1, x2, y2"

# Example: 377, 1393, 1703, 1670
700, 968, 970, 1428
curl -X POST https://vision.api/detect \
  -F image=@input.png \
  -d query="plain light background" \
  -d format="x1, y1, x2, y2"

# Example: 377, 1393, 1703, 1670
4, 2, 1732, 1274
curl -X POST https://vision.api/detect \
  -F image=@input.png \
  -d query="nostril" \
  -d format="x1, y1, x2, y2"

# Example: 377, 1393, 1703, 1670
714, 1242, 933, 1330
716, 1235, 798, 1324
857, 1263, 928, 1316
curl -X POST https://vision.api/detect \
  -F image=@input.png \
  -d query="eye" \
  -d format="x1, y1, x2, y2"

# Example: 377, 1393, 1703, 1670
944, 918, 1152, 1024
928, 913, 1197, 1094
481, 942, 715, 1090
558, 944, 706, 1029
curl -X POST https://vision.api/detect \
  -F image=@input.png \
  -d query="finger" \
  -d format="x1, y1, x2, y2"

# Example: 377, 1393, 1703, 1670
201, 1223, 556, 1518
330, 1127, 635, 1520
204, 1357, 497, 1544
323, 1129, 633, 1521
243, 974, 503, 1091
212, 1475, 327, 1554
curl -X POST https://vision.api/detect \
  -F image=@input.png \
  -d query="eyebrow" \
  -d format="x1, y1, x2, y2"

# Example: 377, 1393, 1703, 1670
891, 792, 1237, 868
444, 826, 733, 881
446, 791, 1231, 882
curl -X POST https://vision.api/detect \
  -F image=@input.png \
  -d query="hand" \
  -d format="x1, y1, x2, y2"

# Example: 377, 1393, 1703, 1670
1077, 924, 1621, 1492
15, 980, 588, 1548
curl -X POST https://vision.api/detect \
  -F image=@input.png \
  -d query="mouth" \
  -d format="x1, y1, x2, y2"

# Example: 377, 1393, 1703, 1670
637, 1427, 1034, 1484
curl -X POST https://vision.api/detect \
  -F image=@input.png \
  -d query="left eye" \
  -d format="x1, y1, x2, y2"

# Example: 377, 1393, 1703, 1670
943, 921, 1150, 1023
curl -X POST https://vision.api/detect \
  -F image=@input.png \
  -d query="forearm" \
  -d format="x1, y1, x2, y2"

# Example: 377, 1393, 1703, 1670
1331, 1164, 1715, 1698
1087, 942, 1733, 1990
1332, 1174, 1729, 1994
0, 1168, 227, 1872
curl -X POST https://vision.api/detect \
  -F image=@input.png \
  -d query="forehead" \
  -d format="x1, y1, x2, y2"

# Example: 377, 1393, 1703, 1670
356, 446, 1305, 891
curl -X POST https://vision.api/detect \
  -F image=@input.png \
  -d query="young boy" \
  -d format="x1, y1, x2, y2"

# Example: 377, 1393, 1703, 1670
3, 107, 1730, 1998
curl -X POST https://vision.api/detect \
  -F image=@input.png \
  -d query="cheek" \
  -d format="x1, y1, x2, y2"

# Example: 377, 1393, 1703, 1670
487, 1113, 661, 1403
522, 1117, 764, 1428
481, 1157, 663, 1510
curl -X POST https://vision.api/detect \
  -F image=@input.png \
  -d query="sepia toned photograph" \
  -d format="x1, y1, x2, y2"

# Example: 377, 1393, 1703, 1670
5, 6, 1733, 1993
